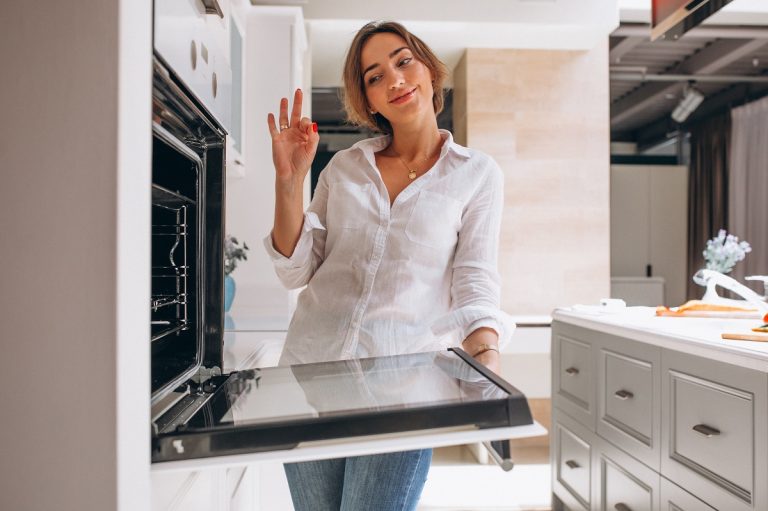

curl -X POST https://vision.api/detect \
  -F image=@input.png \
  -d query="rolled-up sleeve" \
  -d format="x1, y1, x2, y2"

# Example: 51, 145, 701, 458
431, 158, 515, 348
262, 170, 329, 290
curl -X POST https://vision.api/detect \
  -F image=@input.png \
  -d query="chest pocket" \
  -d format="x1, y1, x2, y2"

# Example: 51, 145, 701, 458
326, 182, 374, 230
405, 190, 462, 249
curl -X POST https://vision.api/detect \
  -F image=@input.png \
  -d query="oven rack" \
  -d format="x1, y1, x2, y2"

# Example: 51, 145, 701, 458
152, 265, 189, 278
150, 193, 189, 345
152, 183, 196, 208
152, 293, 187, 311
151, 319, 189, 342
153, 224, 187, 236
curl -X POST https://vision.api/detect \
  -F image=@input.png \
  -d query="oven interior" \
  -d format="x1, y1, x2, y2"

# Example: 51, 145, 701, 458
151, 136, 200, 393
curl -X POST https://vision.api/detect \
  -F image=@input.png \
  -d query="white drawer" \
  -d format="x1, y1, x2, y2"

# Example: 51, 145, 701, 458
660, 476, 717, 511
662, 349, 768, 511
597, 437, 660, 511
554, 328, 595, 427
668, 371, 752, 498
552, 410, 593, 511
598, 337, 661, 470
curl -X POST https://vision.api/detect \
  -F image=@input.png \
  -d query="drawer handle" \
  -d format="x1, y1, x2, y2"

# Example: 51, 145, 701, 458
615, 504, 632, 511
565, 459, 580, 469
565, 367, 580, 376
614, 389, 634, 400
692, 424, 721, 438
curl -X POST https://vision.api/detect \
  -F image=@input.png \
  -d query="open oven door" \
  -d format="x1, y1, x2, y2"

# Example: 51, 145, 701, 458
151, 348, 543, 470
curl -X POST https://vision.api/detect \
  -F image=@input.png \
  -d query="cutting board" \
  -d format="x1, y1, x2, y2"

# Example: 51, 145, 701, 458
658, 310, 762, 319
722, 332, 768, 342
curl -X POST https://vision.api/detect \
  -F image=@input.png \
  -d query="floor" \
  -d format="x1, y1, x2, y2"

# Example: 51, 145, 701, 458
417, 444, 552, 511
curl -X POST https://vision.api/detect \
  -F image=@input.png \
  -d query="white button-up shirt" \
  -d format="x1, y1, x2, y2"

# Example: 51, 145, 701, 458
264, 130, 514, 365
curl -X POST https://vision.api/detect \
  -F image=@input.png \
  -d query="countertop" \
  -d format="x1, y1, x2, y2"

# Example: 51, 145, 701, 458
553, 305, 768, 372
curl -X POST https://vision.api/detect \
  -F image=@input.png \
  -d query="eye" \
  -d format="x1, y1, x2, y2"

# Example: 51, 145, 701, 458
398, 57, 412, 67
367, 74, 382, 85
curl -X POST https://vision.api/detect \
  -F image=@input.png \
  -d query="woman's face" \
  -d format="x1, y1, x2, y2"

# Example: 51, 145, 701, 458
360, 32, 435, 128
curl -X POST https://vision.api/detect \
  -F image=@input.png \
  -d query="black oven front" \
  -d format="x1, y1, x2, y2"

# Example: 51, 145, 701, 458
150, 56, 225, 405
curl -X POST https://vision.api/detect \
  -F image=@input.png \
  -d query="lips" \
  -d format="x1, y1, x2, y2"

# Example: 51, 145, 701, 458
389, 87, 417, 104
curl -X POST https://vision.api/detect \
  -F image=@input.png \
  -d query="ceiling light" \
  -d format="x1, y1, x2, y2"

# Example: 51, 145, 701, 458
671, 84, 704, 123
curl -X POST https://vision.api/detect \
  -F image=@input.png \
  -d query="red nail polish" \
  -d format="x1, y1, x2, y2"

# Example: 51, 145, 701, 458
312, 122, 318, 133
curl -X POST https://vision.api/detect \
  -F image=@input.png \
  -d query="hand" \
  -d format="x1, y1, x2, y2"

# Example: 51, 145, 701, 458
267, 89, 319, 186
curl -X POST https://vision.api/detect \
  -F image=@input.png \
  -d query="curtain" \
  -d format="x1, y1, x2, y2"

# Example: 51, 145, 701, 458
729, 95, 768, 294
687, 113, 730, 300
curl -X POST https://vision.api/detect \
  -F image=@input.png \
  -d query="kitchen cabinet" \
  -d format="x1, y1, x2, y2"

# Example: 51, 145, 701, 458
152, 467, 254, 511
660, 476, 717, 511
551, 307, 768, 510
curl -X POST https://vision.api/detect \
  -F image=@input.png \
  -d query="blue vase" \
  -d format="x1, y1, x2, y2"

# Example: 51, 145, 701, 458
224, 274, 236, 312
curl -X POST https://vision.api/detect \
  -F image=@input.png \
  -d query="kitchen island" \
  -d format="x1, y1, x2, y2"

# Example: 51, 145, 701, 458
551, 306, 768, 511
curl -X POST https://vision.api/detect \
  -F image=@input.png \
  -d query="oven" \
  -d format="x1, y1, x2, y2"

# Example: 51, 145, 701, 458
149, 0, 536, 468
150, 56, 225, 403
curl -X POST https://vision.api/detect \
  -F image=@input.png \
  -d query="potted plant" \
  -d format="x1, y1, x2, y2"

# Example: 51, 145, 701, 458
224, 235, 249, 312
699, 229, 751, 302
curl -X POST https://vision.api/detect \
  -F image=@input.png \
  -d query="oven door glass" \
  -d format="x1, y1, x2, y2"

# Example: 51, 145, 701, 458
152, 348, 532, 463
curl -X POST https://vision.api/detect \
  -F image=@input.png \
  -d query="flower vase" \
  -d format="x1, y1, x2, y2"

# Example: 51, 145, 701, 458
224, 274, 236, 312
701, 277, 720, 303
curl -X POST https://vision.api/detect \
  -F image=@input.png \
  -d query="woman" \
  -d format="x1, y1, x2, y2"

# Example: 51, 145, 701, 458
264, 21, 512, 511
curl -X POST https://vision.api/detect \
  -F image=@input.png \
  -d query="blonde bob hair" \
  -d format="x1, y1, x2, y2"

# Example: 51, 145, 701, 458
341, 21, 448, 134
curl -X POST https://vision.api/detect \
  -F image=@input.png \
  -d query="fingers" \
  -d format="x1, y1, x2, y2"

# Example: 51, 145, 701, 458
307, 122, 320, 155
290, 89, 303, 127
298, 116, 312, 134
278, 97, 289, 130
267, 113, 279, 138
269, 92, 315, 140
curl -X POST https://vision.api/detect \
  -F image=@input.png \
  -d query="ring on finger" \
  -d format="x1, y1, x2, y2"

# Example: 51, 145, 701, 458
280, 124, 289, 131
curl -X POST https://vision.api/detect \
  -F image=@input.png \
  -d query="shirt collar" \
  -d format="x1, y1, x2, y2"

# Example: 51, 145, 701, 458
352, 129, 471, 165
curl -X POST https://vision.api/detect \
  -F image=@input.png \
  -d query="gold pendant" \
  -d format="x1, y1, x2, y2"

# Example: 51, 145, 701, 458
408, 170, 417, 180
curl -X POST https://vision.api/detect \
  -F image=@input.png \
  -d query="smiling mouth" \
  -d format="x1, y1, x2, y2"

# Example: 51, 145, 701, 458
389, 88, 417, 104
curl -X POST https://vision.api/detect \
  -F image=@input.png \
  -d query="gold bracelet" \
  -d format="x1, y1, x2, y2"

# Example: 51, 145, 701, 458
472, 343, 499, 357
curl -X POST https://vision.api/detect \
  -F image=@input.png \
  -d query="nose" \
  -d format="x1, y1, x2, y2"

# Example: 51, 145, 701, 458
388, 70, 405, 89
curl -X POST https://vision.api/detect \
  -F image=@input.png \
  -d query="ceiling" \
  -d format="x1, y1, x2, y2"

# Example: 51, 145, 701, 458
301, 0, 619, 87
294, 0, 768, 146
609, 23, 768, 148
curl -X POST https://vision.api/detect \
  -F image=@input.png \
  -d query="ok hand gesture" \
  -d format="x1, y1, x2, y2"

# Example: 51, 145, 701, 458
267, 89, 319, 186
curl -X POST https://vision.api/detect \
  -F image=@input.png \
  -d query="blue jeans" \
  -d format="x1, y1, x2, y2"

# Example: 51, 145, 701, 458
284, 449, 433, 511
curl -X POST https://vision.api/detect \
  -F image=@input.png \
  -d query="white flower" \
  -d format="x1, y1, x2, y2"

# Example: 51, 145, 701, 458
702, 229, 751, 274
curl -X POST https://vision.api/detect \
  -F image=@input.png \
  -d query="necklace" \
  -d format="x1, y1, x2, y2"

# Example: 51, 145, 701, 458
397, 155, 420, 180
394, 147, 436, 180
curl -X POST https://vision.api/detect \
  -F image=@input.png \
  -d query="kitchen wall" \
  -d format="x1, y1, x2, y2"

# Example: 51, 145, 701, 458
453, 45, 612, 316
225, 7, 309, 329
